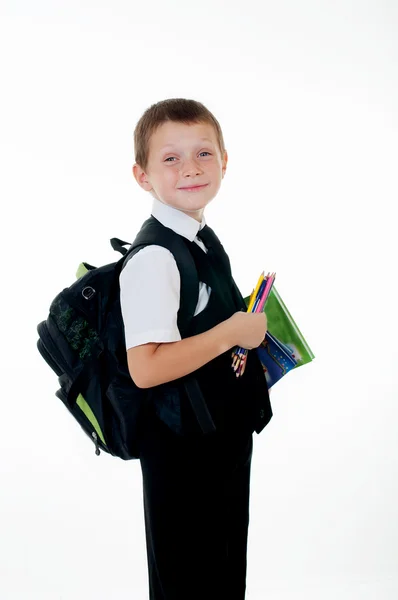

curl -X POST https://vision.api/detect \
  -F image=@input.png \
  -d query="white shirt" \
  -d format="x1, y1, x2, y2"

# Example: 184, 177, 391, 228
119, 198, 212, 350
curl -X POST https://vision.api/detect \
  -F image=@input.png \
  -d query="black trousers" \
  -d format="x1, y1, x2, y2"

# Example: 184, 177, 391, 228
138, 403, 254, 600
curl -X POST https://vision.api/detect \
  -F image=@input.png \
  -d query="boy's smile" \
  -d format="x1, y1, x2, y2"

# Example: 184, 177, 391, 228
179, 183, 209, 192
133, 121, 228, 222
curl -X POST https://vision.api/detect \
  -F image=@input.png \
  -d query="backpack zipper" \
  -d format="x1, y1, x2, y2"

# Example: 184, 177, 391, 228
92, 432, 101, 456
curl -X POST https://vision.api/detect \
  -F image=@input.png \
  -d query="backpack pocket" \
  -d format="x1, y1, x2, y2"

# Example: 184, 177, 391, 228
55, 383, 109, 456
37, 320, 74, 377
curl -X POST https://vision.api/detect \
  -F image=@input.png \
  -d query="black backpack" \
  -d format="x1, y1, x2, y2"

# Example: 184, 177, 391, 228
36, 216, 216, 460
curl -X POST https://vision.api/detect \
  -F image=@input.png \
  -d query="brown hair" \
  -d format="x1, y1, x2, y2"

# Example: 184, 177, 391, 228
133, 98, 226, 172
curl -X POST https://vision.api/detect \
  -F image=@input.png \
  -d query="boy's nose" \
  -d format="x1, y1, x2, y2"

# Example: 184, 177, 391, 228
181, 160, 203, 175
182, 168, 202, 177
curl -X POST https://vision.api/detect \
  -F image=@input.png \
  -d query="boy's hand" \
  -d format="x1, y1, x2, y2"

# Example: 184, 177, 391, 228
227, 311, 268, 350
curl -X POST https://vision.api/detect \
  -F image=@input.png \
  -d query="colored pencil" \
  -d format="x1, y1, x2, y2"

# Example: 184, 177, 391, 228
231, 272, 276, 377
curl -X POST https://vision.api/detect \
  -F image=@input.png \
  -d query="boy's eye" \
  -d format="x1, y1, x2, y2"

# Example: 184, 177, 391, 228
164, 152, 211, 162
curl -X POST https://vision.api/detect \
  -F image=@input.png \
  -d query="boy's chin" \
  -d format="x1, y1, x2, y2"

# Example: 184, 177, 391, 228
180, 202, 210, 212
165, 197, 213, 211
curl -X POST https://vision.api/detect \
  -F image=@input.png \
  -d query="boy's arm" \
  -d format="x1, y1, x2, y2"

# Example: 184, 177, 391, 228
120, 245, 235, 387
127, 319, 235, 388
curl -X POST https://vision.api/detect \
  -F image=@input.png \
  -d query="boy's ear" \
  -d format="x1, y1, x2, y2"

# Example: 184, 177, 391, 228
222, 149, 228, 177
132, 163, 152, 192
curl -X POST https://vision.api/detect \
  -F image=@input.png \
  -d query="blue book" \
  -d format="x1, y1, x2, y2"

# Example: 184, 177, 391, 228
256, 331, 298, 389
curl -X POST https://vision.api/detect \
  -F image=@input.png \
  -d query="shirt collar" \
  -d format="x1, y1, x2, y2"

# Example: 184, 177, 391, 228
151, 197, 206, 242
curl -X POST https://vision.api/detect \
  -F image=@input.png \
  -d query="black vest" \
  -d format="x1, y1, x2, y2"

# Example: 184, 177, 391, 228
126, 216, 273, 438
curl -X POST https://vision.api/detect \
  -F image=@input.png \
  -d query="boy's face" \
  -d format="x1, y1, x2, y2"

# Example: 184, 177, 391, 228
133, 121, 228, 222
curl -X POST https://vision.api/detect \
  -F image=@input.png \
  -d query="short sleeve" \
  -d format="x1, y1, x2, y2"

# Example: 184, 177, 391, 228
119, 245, 182, 350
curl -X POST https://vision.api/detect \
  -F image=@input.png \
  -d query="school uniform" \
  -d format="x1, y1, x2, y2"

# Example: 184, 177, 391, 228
119, 198, 272, 599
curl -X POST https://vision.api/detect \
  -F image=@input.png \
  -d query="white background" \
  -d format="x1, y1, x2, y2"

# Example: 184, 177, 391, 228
1, 1, 397, 598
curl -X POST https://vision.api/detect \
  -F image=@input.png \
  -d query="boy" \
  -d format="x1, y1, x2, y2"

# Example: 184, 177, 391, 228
119, 98, 273, 599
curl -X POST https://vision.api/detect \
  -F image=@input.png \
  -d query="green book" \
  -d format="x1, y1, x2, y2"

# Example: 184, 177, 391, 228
244, 285, 315, 372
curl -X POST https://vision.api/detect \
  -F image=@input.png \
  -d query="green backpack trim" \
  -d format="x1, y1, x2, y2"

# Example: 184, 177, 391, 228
76, 262, 90, 279
76, 393, 106, 445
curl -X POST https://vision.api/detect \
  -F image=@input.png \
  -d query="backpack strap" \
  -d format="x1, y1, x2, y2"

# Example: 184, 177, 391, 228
121, 216, 200, 339
110, 238, 131, 255
118, 215, 216, 436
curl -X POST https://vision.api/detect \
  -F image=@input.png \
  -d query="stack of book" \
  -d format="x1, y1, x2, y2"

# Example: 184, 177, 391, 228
231, 272, 315, 388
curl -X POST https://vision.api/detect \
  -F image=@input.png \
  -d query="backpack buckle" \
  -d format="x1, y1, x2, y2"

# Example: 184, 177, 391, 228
82, 286, 96, 300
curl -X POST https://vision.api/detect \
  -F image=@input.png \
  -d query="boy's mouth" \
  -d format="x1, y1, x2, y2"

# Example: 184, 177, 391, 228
179, 184, 208, 191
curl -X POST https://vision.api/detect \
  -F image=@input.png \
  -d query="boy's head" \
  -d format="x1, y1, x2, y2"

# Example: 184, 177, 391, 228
132, 98, 228, 222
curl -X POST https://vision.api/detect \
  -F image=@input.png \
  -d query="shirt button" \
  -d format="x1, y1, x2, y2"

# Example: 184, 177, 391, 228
260, 409, 265, 419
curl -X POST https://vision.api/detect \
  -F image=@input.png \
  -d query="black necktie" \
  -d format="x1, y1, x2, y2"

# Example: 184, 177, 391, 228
195, 224, 237, 295
196, 225, 214, 256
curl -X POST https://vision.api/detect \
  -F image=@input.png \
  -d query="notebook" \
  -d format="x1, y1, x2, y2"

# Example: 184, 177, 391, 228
243, 285, 315, 388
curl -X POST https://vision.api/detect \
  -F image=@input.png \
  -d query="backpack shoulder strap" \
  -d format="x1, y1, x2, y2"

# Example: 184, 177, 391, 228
120, 216, 199, 339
